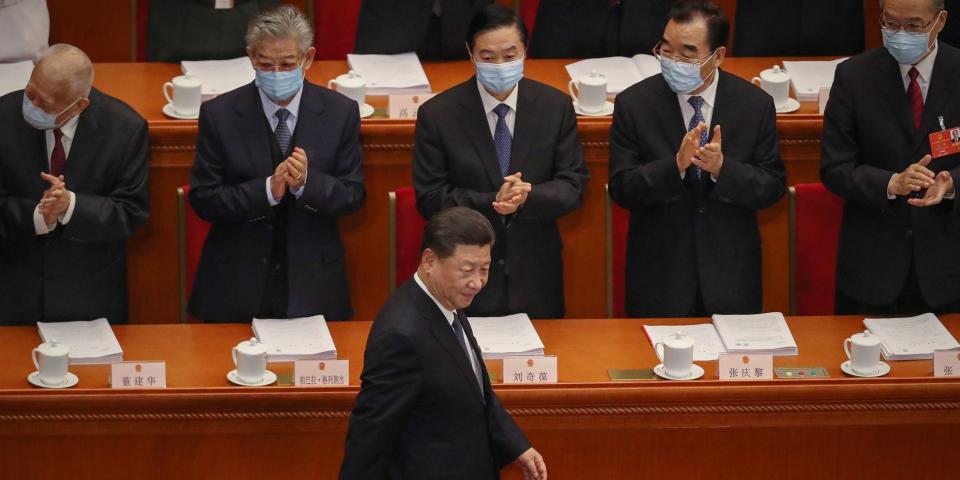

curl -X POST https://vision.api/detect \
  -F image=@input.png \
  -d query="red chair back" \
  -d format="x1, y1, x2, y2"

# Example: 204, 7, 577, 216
313, 0, 363, 59
177, 185, 213, 323
790, 183, 845, 315
519, 0, 541, 36
389, 187, 428, 290
606, 185, 630, 318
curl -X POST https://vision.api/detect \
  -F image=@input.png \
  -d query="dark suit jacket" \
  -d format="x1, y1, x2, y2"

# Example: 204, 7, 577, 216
943, 0, 960, 50
820, 43, 960, 308
733, 0, 864, 56
339, 279, 530, 480
354, 0, 490, 60
147, 0, 279, 62
413, 77, 589, 318
188, 81, 365, 321
528, 0, 672, 58
609, 71, 786, 317
0, 88, 150, 325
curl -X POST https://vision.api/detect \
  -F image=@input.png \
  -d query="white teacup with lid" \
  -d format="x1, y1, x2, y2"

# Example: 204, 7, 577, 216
751, 65, 791, 109
844, 330, 883, 376
232, 337, 268, 384
32, 339, 70, 386
568, 69, 608, 114
655, 331, 695, 379
328, 70, 366, 106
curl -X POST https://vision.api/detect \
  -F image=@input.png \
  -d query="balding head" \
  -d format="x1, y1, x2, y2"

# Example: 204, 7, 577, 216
23, 44, 94, 128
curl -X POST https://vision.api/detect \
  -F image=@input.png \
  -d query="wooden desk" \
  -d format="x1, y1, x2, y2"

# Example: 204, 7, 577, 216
97, 58, 828, 324
1, 316, 958, 478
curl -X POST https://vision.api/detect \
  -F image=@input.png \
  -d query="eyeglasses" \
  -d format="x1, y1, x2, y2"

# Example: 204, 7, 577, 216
879, 10, 943, 33
254, 58, 304, 72
652, 41, 715, 65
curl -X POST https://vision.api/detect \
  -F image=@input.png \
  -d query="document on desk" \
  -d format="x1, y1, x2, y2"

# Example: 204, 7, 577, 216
0, 60, 33, 97
864, 313, 960, 361
782, 58, 847, 101
37, 318, 123, 365
252, 315, 337, 362
466, 314, 545, 359
643, 324, 727, 361
565, 54, 661, 96
346, 52, 431, 95
181, 57, 255, 100
712, 312, 799, 356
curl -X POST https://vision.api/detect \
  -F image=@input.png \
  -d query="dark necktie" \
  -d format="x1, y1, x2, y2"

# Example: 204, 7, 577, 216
452, 310, 484, 396
493, 103, 512, 176
50, 128, 66, 177
275, 108, 291, 156
687, 96, 708, 178
906, 67, 923, 130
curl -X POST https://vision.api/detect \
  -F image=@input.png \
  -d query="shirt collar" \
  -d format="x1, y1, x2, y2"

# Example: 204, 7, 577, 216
258, 85, 303, 122
53, 113, 80, 139
476, 78, 519, 115
679, 68, 720, 109
414, 271, 456, 326
899, 40, 938, 84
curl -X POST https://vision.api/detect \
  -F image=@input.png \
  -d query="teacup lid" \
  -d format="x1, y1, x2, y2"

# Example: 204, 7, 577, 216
665, 331, 694, 348
854, 330, 882, 346
760, 65, 790, 82
175, 74, 202, 86
336, 70, 365, 88
237, 337, 268, 355
579, 69, 607, 86
38, 338, 69, 356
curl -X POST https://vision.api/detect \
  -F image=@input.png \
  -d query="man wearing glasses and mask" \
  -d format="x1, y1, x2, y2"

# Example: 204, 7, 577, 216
189, 5, 365, 323
413, 5, 589, 320
608, 0, 786, 318
821, 0, 960, 315
0, 44, 149, 324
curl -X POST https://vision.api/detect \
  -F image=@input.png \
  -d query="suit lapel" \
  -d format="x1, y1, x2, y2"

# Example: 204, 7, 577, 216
508, 80, 535, 176
710, 72, 734, 141
62, 99, 100, 189
236, 83, 275, 175
291, 82, 325, 156
918, 43, 958, 143
873, 52, 917, 143
418, 290, 485, 406
458, 78, 508, 189
653, 77, 687, 153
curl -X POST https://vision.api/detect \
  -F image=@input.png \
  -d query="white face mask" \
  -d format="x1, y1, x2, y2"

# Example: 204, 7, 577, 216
22, 95, 80, 130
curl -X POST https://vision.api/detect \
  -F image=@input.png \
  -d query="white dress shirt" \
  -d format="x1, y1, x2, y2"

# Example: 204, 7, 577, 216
259, 86, 306, 206
477, 79, 518, 139
413, 271, 482, 383
677, 69, 720, 182
33, 114, 78, 235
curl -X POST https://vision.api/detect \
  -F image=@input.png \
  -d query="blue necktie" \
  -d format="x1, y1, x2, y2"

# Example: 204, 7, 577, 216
687, 96, 708, 178
274, 108, 291, 157
493, 103, 512, 176
452, 310, 484, 397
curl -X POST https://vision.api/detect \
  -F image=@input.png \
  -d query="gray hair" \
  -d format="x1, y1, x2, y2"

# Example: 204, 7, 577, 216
34, 43, 94, 98
879, 0, 945, 12
245, 5, 314, 54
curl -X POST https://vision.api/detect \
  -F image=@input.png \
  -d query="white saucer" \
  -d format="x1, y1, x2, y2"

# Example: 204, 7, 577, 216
359, 103, 375, 118
28, 371, 79, 389
574, 101, 614, 117
162, 103, 199, 120
840, 361, 890, 378
227, 369, 277, 386
775, 98, 801, 114
654, 363, 705, 381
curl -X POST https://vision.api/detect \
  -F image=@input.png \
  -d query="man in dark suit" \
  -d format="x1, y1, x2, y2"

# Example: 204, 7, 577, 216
189, 5, 365, 323
528, 0, 673, 58
609, 0, 786, 318
733, 0, 865, 56
821, 0, 960, 315
0, 44, 149, 325
340, 207, 546, 480
355, 0, 491, 60
147, 0, 279, 62
413, 5, 589, 319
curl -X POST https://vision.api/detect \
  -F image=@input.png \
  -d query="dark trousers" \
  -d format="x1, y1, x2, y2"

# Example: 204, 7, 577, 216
835, 255, 960, 316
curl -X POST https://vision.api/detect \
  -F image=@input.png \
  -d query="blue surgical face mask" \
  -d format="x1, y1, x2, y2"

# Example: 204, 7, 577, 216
255, 65, 304, 102
660, 50, 716, 94
22, 94, 80, 130
882, 18, 938, 65
475, 57, 524, 95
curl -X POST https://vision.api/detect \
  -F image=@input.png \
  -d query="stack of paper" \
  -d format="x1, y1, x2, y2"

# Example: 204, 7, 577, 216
346, 52, 431, 95
712, 312, 799, 356
781, 58, 847, 101
181, 57, 255, 101
466, 313, 545, 359
37, 318, 123, 365
252, 315, 337, 362
643, 324, 727, 361
864, 313, 960, 360
565, 55, 661, 96
0, 60, 34, 97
